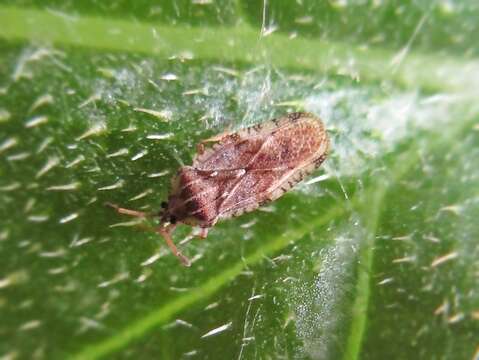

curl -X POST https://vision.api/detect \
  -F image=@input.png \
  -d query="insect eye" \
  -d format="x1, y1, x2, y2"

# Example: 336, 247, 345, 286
170, 215, 177, 224
161, 201, 168, 209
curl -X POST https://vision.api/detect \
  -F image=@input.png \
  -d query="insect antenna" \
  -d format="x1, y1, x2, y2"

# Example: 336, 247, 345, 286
105, 202, 152, 218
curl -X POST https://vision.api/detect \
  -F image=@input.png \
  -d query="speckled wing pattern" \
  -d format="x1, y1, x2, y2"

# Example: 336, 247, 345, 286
192, 112, 329, 220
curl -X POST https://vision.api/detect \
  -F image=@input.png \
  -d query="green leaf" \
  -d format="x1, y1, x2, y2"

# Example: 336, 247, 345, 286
1, 2, 478, 359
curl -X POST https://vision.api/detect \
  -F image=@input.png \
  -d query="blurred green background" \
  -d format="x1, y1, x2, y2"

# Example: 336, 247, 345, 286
0, 1, 478, 359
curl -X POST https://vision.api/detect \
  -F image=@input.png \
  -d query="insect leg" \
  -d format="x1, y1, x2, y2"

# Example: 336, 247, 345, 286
196, 130, 237, 154
196, 142, 206, 155
105, 202, 153, 218
197, 227, 209, 239
157, 225, 191, 267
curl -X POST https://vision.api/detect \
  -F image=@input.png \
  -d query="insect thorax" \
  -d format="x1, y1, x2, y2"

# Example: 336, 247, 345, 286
167, 167, 220, 227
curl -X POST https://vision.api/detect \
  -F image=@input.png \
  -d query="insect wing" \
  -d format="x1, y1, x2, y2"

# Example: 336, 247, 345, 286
218, 169, 289, 217
248, 117, 328, 170
203, 113, 330, 218
194, 137, 264, 171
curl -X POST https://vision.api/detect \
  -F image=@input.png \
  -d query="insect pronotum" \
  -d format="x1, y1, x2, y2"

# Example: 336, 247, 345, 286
108, 112, 330, 266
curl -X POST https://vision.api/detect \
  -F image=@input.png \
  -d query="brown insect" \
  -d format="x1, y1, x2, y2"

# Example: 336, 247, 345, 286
108, 112, 330, 266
